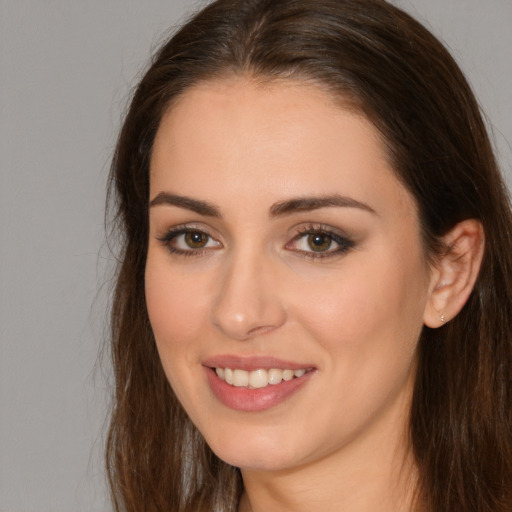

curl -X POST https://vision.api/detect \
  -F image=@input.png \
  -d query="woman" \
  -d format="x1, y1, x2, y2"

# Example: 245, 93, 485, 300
106, 0, 512, 510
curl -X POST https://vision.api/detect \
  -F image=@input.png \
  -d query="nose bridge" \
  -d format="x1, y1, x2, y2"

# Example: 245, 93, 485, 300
211, 243, 286, 340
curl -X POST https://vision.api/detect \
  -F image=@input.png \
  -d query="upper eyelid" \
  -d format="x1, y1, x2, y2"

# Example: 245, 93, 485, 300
287, 224, 355, 251
156, 223, 354, 251
290, 229, 353, 246
156, 223, 350, 240
157, 223, 219, 239
292, 223, 352, 239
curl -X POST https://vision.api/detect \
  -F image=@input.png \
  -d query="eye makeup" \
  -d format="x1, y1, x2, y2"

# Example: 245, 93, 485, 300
155, 221, 355, 261
287, 224, 355, 259
156, 224, 222, 257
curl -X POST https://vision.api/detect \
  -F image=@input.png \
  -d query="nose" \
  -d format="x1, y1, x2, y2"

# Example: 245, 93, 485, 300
211, 250, 287, 341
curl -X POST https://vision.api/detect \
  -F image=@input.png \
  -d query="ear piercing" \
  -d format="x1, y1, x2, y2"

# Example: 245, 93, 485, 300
440, 314, 445, 323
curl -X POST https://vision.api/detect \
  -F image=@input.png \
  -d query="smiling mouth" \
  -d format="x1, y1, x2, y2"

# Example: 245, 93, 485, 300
205, 362, 316, 411
214, 367, 312, 389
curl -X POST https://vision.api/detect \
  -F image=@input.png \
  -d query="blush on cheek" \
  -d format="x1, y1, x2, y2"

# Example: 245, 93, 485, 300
146, 263, 202, 340
309, 289, 382, 342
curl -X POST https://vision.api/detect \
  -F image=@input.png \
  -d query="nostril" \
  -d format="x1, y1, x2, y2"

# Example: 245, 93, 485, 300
246, 324, 277, 338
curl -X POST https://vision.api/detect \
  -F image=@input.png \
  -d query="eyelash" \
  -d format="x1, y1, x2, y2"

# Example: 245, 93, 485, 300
157, 224, 355, 260
156, 225, 219, 258
288, 224, 355, 259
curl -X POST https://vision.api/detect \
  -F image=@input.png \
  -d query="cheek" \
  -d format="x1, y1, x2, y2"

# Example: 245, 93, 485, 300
287, 260, 426, 439
144, 253, 212, 377
146, 252, 205, 334
290, 252, 428, 368
144, 254, 215, 418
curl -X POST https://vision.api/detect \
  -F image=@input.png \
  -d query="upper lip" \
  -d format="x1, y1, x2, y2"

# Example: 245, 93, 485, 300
202, 355, 315, 372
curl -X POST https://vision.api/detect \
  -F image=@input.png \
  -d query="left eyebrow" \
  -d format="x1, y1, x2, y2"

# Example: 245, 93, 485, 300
149, 192, 222, 217
270, 194, 377, 217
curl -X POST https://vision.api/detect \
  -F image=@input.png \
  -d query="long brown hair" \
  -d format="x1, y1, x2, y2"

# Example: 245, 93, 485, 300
106, 1, 512, 510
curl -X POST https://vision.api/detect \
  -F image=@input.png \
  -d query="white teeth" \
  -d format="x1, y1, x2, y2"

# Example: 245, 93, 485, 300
282, 369, 294, 381
224, 368, 234, 385
233, 369, 249, 387
215, 367, 308, 388
268, 368, 283, 385
249, 369, 268, 388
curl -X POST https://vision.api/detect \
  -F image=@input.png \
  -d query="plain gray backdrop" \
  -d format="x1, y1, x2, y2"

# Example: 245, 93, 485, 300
1, 1, 511, 511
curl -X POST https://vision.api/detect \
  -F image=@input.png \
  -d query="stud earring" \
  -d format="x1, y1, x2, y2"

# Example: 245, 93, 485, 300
440, 314, 445, 323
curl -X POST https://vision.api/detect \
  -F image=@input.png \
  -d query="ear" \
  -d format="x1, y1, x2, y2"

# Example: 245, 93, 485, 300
423, 219, 485, 328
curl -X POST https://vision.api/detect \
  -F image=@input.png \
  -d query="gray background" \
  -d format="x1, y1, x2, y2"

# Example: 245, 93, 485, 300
1, 1, 510, 511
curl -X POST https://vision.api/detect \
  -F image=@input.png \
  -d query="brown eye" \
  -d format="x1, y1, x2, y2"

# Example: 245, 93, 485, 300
286, 227, 354, 259
159, 228, 221, 255
307, 233, 332, 252
184, 231, 209, 248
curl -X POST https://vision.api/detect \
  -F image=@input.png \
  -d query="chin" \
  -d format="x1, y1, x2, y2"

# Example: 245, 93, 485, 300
205, 428, 303, 472
216, 448, 295, 472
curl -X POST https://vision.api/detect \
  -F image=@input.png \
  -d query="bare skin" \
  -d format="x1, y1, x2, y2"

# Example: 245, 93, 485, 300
145, 77, 484, 512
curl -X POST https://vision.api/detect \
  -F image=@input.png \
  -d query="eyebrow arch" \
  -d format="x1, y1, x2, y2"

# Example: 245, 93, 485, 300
270, 194, 377, 217
149, 192, 222, 217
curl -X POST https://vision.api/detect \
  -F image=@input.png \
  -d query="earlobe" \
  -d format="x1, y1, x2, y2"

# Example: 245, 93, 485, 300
423, 219, 485, 328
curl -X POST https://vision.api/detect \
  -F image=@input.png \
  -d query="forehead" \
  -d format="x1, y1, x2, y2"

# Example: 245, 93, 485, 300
150, 76, 414, 218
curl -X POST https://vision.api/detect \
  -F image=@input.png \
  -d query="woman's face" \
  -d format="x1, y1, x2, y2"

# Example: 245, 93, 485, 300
146, 78, 435, 472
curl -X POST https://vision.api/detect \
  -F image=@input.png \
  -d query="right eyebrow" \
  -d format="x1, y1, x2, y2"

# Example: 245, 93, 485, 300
149, 192, 222, 217
269, 194, 377, 217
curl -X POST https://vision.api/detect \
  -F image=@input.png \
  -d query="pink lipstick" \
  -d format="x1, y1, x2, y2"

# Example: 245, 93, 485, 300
203, 355, 316, 412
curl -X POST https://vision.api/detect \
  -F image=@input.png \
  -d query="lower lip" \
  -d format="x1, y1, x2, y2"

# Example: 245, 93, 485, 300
205, 367, 315, 412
